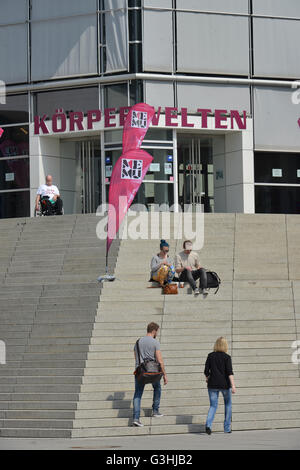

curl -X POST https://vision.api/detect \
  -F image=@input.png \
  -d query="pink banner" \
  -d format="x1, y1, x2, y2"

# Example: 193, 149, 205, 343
122, 102, 155, 153
106, 148, 153, 253
0, 128, 3, 139
106, 102, 155, 253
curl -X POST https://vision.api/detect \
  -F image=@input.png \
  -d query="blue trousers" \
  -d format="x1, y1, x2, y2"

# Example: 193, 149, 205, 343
206, 388, 232, 432
133, 377, 161, 420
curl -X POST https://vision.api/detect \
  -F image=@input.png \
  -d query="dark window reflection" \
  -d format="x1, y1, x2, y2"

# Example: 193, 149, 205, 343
0, 158, 29, 190
0, 191, 30, 219
104, 83, 128, 108
129, 43, 142, 73
105, 182, 174, 210
0, 126, 29, 158
255, 186, 300, 214
0, 94, 29, 125
129, 8, 141, 41
255, 152, 300, 184
130, 80, 143, 105
34, 87, 99, 118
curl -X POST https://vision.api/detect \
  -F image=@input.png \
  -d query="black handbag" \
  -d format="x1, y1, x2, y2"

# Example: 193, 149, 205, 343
206, 271, 221, 294
135, 339, 163, 385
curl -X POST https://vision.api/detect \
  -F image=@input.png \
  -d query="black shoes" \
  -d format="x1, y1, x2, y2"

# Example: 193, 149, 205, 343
205, 426, 212, 435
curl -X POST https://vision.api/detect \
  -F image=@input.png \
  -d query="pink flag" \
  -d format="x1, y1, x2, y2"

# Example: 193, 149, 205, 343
106, 102, 155, 254
106, 148, 153, 253
122, 103, 155, 153
0, 128, 3, 139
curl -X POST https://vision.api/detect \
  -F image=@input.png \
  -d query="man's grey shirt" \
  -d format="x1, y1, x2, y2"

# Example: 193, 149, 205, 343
134, 336, 161, 369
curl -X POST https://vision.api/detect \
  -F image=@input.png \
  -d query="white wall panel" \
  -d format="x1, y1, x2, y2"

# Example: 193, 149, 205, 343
252, 0, 300, 17
254, 87, 300, 151
177, 83, 250, 113
0, 25, 28, 83
253, 18, 300, 78
143, 10, 173, 72
31, 16, 97, 80
177, 12, 249, 75
176, 0, 248, 14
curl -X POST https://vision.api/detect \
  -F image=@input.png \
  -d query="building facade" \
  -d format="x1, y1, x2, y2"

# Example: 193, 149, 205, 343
0, 0, 300, 218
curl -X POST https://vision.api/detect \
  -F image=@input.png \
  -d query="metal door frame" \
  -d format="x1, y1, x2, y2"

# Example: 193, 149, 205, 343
78, 139, 97, 214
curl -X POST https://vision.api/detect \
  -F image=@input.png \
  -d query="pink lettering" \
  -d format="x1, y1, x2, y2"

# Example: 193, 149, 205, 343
87, 109, 101, 129
34, 115, 49, 135
69, 112, 84, 131
119, 107, 131, 126
181, 108, 194, 128
165, 107, 178, 127
151, 107, 161, 126
197, 109, 211, 129
230, 110, 247, 130
215, 109, 228, 129
105, 108, 116, 128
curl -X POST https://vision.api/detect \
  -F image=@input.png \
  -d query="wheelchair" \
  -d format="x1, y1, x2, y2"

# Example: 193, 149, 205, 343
35, 196, 64, 217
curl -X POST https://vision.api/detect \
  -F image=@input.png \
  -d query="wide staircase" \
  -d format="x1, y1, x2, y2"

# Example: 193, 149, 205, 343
0, 214, 119, 437
0, 212, 300, 437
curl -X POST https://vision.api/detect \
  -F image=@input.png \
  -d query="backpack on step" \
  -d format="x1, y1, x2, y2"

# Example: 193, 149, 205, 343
206, 271, 221, 294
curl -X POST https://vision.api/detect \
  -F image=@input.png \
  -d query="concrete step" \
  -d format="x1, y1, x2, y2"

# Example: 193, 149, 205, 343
0, 393, 80, 401
0, 428, 72, 438
0, 402, 78, 410
0, 384, 82, 393
1, 410, 76, 420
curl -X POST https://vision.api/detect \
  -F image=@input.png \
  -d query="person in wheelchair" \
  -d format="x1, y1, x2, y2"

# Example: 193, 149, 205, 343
35, 175, 63, 216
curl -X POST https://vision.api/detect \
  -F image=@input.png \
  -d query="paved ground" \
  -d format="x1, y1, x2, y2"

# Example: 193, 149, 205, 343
0, 429, 299, 450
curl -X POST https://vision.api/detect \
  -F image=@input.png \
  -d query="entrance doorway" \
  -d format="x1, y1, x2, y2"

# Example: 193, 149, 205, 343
177, 134, 214, 212
75, 139, 102, 214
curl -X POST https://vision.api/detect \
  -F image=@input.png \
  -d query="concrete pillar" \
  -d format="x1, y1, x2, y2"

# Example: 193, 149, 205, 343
213, 123, 254, 213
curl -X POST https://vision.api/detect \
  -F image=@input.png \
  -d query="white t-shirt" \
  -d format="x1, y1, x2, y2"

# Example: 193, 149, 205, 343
37, 184, 59, 201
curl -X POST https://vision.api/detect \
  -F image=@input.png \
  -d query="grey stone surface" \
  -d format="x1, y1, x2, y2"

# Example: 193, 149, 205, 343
1, 213, 300, 438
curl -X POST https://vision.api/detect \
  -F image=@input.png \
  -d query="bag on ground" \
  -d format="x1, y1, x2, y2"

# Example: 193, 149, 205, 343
163, 283, 178, 295
206, 271, 221, 294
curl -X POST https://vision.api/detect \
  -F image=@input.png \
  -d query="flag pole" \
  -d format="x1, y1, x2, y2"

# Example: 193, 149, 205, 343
97, 222, 116, 282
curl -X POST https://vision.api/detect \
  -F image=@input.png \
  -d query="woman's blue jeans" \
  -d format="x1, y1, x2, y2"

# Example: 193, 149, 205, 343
133, 377, 161, 420
206, 388, 232, 432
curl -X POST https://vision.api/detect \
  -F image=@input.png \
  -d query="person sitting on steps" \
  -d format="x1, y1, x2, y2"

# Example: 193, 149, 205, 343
175, 240, 208, 297
150, 239, 175, 287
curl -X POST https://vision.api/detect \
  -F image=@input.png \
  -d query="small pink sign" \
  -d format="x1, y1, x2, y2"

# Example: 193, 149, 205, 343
0, 127, 3, 138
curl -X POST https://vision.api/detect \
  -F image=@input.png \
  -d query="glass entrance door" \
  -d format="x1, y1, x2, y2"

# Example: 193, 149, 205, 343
177, 134, 214, 212
75, 139, 102, 214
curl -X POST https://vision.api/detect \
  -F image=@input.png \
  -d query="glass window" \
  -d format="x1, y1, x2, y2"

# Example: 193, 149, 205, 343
104, 130, 123, 143
143, 128, 173, 141
31, 16, 98, 81
143, 149, 174, 182
105, 181, 174, 210
104, 4, 128, 73
103, 84, 128, 109
34, 87, 99, 118
132, 182, 174, 209
255, 152, 300, 184
0, 158, 29, 190
130, 80, 143, 105
255, 186, 300, 214
0, 126, 29, 158
0, 190, 30, 219
0, 94, 29, 125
